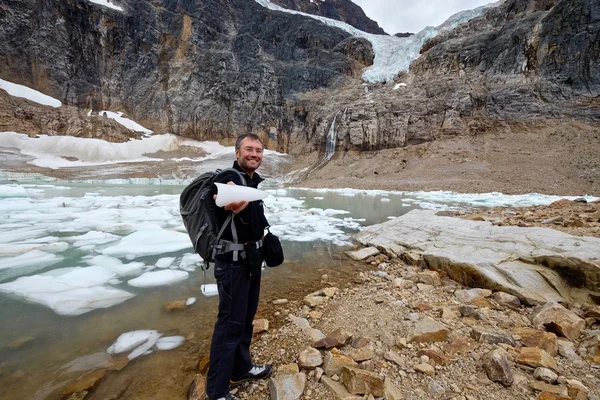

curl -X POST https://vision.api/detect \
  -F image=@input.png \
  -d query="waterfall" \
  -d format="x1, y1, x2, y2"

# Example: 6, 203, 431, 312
323, 110, 341, 163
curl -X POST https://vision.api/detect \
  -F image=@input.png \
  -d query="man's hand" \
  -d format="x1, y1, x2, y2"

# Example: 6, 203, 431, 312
214, 181, 249, 214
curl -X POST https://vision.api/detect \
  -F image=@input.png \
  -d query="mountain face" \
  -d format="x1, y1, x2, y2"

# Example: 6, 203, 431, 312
0, 0, 598, 160
269, 0, 386, 34
0, 0, 372, 147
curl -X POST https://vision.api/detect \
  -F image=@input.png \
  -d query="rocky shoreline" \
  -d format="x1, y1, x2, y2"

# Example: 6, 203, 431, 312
183, 200, 600, 400
210, 250, 600, 400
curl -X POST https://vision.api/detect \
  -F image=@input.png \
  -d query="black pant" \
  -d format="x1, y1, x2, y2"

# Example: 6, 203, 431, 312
206, 260, 261, 399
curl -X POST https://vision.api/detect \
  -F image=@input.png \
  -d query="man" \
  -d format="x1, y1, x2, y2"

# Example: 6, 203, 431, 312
206, 133, 273, 400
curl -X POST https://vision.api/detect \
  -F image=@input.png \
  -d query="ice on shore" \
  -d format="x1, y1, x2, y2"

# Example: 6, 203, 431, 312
107, 330, 185, 361
107, 330, 158, 354
156, 336, 185, 350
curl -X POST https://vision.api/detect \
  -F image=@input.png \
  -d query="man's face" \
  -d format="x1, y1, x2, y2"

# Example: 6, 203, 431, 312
236, 138, 263, 173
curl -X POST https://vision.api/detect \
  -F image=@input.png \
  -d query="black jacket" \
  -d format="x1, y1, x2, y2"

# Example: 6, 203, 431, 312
213, 161, 269, 263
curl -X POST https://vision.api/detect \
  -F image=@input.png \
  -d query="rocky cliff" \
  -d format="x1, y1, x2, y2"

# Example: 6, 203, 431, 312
1, 0, 599, 166
0, 0, 372, 149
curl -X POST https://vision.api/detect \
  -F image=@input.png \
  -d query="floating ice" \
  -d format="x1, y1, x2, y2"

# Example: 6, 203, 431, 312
0, 78, 62, 107
0, 250, 64, 281
155, 336, 185, 350
186, 297, 196, 306
107, 330, 158, 355
85, 255, 145, 277
0, 274, 134, 316
0, 241, 67, 257
67, 231, 120, 248
127, 270, 189, 287
101, 228, 192, 258
155, 257, 176, 269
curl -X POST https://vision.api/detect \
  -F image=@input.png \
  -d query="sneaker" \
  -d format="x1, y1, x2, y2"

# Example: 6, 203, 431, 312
205, 393, 240, 400
230, 363, 273, 387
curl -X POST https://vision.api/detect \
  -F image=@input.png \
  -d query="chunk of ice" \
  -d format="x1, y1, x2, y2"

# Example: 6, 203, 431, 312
156, 336, 185, 350
107, 330, 158, 354
127, 270, 189, 287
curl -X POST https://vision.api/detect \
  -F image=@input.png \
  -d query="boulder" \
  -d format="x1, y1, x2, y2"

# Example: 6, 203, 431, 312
532, 302, 586, 341
323, 351, 358, 376
253, 319, 269, 334
341, 366, 384, 397
298, 347, 323, 369
269, 372, 306, 400
354, 211, 600, 304
321, 376, 363, 400
408, 319, 449, 343
516, 348, 557, 369
482, 348, 514, 387
516, 328, 558, 357
471, 328, 516, 346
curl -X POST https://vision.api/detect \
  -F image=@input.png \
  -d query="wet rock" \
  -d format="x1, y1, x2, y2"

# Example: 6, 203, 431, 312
269, 371, 306, 400
471, 328, 516, 346
253, 319, 269, 334
532, 302, 586, 341
341, 365, 384, 396
346, 247, 379, 261
63, 369, 107, 398
533, 367, 558, 384
516, 347, 557, 369
408, 319, 449, 343
482, 348, 514, 387
164, 300, 188, 311
65, 392, 88, 400
298, 347, 323, 369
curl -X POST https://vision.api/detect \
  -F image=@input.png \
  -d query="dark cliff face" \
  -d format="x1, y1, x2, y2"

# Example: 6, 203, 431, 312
0, 0, 373, 147
269, 0, 386, 35
0, 0, 598, 158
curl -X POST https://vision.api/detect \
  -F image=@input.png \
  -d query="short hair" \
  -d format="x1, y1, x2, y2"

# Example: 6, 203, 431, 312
235, 133, 263, 150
